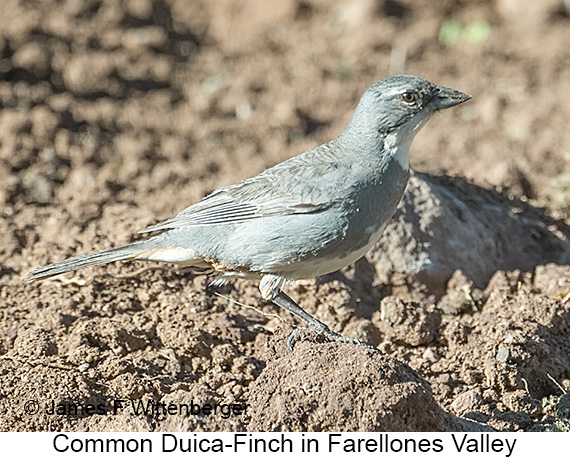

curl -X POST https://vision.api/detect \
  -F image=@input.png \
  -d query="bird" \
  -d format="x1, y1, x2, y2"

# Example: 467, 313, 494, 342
27, 75, 470, 349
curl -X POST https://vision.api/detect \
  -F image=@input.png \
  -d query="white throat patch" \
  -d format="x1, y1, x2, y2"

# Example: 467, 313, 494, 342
384, 115, 431, 170
384, 130, 412, 170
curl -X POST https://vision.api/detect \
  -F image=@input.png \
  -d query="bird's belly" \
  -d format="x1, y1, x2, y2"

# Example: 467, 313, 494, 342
286, 220, 388, 279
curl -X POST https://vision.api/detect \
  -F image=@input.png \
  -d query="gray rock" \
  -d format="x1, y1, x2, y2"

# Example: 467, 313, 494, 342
370, 171, 570, 293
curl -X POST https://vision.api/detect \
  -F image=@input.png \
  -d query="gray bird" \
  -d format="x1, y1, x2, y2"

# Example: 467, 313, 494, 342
27, 75, 470, 348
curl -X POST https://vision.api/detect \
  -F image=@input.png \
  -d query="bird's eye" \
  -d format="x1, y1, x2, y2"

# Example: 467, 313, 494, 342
401, 91, 418, 103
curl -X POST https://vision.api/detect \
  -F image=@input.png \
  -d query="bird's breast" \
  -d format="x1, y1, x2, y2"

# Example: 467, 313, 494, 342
345, 155, 409, 248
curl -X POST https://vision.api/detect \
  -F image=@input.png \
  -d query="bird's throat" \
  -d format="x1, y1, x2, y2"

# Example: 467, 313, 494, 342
384, 130, 412, 171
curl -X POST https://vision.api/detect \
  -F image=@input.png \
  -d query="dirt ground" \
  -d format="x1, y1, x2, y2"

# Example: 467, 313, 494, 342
1, 0, 569, 432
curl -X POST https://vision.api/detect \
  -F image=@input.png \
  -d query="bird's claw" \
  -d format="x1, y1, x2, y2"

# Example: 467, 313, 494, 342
286, 325, 371, 352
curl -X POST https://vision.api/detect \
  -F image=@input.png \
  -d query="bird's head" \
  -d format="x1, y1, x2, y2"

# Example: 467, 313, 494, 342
346, 75, 471, 139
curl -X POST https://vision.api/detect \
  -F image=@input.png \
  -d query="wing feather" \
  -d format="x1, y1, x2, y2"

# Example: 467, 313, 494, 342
138, 179, 329, 233
138, 145, 341, 234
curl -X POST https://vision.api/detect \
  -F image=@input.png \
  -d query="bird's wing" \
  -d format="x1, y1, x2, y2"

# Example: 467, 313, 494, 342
138, 152, 340, 233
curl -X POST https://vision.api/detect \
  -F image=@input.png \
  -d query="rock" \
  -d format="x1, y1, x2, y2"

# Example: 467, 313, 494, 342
370, 172, 570, 293
451, 389, 484, 415
372, 296, 440, 346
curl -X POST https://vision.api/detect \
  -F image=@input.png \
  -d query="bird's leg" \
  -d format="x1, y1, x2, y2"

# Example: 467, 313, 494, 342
272, 291, 369, 350
259, 275, 369, 351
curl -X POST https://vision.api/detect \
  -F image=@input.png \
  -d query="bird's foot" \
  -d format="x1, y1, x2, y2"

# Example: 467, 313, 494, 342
286, 323, 372, 352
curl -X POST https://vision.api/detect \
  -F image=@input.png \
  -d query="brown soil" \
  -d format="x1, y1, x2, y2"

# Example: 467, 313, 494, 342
1, 0, 570, 432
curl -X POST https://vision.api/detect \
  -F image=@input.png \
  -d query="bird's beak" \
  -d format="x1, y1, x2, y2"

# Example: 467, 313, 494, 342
432, 85, 471, 110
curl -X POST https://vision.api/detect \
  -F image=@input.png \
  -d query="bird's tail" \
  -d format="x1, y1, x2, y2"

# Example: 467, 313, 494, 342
26, 239, 154, 283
